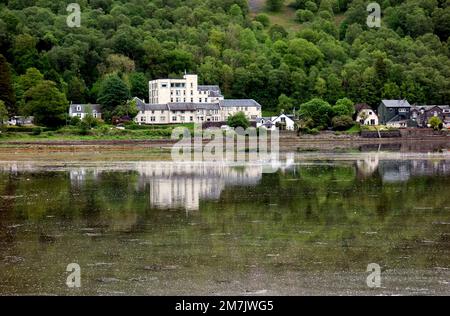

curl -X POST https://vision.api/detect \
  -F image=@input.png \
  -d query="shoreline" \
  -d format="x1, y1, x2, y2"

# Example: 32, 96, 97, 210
0, 135, 448, 162
0, 134, 448, 147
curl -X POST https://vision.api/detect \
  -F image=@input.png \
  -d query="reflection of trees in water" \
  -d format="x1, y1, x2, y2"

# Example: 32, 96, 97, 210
0, 160, 449, 283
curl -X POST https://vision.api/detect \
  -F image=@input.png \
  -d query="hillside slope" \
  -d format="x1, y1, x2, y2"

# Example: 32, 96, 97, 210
0, 0, 448, 124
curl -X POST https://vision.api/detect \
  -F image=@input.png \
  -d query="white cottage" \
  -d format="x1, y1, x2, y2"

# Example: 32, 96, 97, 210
355, 104, 379, 126
257, 114, 295, 131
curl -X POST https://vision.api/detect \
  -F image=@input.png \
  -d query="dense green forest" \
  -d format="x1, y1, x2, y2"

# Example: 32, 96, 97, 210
0, 0, 449, 127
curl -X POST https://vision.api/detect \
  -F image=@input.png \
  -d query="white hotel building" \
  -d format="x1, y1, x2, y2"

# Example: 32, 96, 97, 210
135, 74, 262, 125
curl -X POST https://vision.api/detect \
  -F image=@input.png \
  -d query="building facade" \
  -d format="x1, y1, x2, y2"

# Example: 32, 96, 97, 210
355, 104, 379, 126
257, 114, 296, 131
69, 104, 102, 120
411, 105, 450, 127
136, 74, 262, 125
149, 74, 225, 105
378, 100, 411, 127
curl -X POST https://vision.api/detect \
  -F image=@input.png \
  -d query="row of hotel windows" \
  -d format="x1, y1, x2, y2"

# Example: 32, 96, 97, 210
157, 82, 194, 89
170, 98, 213, 103
140, 116, 221, 122
141, 110, 220, 114
150, 89, 211, 97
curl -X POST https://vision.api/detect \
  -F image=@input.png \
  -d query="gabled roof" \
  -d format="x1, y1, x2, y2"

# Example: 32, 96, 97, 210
198, 85, 221, 92
168, 103, 198, 111
271, 114, 295, 122
219, 99, 261, 108
411, 105, 450, 112
70, 104, 102, 113
381, 100, 411, 108
355, 103, 372, 112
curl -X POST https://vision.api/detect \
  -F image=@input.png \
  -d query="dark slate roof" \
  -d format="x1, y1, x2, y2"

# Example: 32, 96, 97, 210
219, 99, 261, 108
138, 104, 169, 111
411, 105, 450, 111
168, 103, 197, 111
209, 91, 223, 98
70, 104, 102, 113
198, 85, 221, 92
133, 97, 146, 108
381, 100, 411, 108
355, 103, 372, 112
195, 103, 221, 110
198, 85, 223, 98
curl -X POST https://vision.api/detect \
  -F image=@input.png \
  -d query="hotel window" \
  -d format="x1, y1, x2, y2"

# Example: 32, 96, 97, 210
183, 98, 186, 102
190, 116, 193, 122
172, 116, 177, 122
199, 98, 202, 103
151, 117, 156, 122
141, 117, 146, 122
161, 83, 168, 88
181, 116, 185, 121
171, 98, 174, 102
160, 117, 165, 121
77, 106, 81, 111
191, 90, 193, 95
191, 98, 194, 102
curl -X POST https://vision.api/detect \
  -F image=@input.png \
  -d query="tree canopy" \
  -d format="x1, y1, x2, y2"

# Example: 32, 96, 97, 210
0, 0, 448, 127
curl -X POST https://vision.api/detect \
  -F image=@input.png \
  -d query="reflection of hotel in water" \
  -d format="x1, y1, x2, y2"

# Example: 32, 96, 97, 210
2, 155, 448, 211
136, 163, 263, 211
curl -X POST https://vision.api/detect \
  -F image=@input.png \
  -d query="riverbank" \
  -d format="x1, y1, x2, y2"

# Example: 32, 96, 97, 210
0, 134, 448, 162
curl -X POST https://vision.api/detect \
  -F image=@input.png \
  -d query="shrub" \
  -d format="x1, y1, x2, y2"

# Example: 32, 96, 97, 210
227, 112, 250, 129
32, 127, 42, 135
69, 116, 81, 126
305, 1, 318, 12
255, 14, 270, 27
318, 10, 333, 20
429, 116, 443, 130
296, 9, 314, 22
307, 128, 320, 135
5, 126, 36, 133
332, 115, 355, 131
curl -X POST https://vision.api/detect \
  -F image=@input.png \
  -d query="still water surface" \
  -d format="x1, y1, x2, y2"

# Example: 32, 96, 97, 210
0, 154, 449, 295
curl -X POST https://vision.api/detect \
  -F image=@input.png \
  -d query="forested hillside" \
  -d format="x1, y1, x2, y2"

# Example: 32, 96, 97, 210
0, 0, 449, 126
